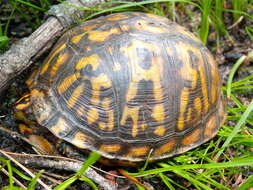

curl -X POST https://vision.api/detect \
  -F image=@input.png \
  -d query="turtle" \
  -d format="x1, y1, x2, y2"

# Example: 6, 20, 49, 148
15, 12, 226, 165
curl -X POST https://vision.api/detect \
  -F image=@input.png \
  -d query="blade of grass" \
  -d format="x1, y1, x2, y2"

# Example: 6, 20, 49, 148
53, 176, 77, 190
79, 176, 98, 190
15, 0, 46, 12
159, 173, 175, 190
226, 55, 246, 98
4, 0, 16, 36
245, 26, 253, 41
54, 152, 100, 190
76, 152, 100, 177
6, 160, 13, 188
214, 99, 253, 160
199, 0, 212, 44
231, 0, 249, 22
172, 169, 213, 190
84, 0, 201, 21
27, 170, 44, 190
128, 156, 253, 177
12, 167, 32, 181
237, 175, 253, 190
214, 0, 226, 36
159, 172, 188, 190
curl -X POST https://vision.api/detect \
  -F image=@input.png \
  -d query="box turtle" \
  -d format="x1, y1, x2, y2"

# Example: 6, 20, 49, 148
17, 12, 226, 164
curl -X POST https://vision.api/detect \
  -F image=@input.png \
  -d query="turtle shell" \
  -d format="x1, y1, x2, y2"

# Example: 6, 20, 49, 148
27, 12, 226, 162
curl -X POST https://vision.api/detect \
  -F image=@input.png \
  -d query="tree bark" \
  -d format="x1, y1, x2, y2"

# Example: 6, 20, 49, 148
0, 17, 63, 93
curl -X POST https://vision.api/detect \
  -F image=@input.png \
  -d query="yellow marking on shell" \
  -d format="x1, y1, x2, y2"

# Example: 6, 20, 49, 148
76, 54, 100, 71
100, 144, 121, 153
141, 123, 146, 131
15, 94, 31, 110
50, 53, 69, 78
182, 128, 201, 145
152, 104, 165, 122
107, 109, 114, 131
152, 56, 164, 101
57, 72, 80, 94
101, 97, 110, 108
88, 73, 112, 109
176, 42, 199, 89
204, 114, 217, 137
72, 131, 90, 149
154, 125, 166, 136
135, 19, 167, 33
146, 13, 164, 20
87, 108, 99, 125
120, 40, 165, 131
126, 146, 149, 157
186, 107, 192, 123
166, 47, 173, 57
71, 32, 87, 44
180, 61, 198, 89
76, 105, 85, 117
120, 25, 130, 32
106, 14, 128, 21
113, 62, 121, 71
125, 86, 137, 103
208, 53, 220, 104
145, 13, 169, 23
50, 117, 70, 136
84, 46, 92, 52
98, 122, 106, 130
199, 60, 209, 113
121, 40, 164, 102
40, 43, 66, 76
194, 97, 202, 117
16, 94, 30, 104
121, 106, 140, 137
31, 89, 45, 97
99, 98, 114, 131
91, 74, 112, 91
88, 28, 120, 42
82, 24, 97, 31
67, 83, 84, 108
177, 87, 189, 130
176, 42, 209, 113
15, 101, 31, 110
175, 25, 201, 43
218, 99, 226, 122
154, 140, 176, 156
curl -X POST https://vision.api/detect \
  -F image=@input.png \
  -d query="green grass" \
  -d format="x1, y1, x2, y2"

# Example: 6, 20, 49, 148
53, 152, 100, 190
0, 152, 100, 190
0, 0, 54, 51
1, 0, 253, 189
